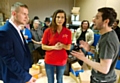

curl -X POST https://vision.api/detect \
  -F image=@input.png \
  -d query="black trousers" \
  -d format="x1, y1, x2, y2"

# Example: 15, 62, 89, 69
90, 76, 115, 83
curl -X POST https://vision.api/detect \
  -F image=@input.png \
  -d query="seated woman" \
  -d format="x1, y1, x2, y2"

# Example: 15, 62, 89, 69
71, 20, 94, 65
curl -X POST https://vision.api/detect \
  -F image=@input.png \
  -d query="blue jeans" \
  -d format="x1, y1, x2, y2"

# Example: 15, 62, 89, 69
45, 63, 66, 83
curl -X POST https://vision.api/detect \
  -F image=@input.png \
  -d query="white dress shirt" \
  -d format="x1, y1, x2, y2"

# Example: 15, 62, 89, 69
9, 19, 24, 44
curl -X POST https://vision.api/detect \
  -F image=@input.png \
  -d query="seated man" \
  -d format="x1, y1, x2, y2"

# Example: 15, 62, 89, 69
31, 20, 45, 59
71, 20, 94, 65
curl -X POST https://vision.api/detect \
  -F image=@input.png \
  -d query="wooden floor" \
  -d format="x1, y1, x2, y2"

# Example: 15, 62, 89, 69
0, 70, 119, 83
0, 75, 76, 83
36, 74, 76, 83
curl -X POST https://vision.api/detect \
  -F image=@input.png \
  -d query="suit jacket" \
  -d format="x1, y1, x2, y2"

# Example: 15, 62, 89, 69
0, 21, 32, 83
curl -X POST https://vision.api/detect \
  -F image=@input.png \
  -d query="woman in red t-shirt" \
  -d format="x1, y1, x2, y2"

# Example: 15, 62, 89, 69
42, 9, 72, 83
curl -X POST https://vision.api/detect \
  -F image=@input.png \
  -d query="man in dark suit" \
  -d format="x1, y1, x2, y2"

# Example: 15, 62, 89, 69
0, 2, 36, 83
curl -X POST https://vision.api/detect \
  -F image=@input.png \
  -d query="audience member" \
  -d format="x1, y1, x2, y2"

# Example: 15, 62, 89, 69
31, 20, 45, 57
42, 9, 72, 83
72, 20, 94, 46
30, 16, 42, 29
71, 20, 94, 65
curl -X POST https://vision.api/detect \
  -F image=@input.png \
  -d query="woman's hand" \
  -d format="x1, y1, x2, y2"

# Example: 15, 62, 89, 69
54, 42, 63, 50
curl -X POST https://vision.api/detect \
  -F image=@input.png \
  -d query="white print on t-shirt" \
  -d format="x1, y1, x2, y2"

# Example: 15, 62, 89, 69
93, 43, 99, 73
96, 43, 99, 55
62, 34, 68, 38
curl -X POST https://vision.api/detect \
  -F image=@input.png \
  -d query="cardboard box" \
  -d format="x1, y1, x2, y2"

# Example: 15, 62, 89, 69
39, 64, 45, 70
41, 69, 46, 76
38, 73, 43, 78
29, 68, 40, 76
38, 59, 45, 70
32, 64, 40, 70
71, 62, 82, 71
29, 64, 41, 76
79, 70, 91, 83
118, 75, 120, 83
71, 7, 80, 15
33, 74, 39, 79
115, 69, 120, 83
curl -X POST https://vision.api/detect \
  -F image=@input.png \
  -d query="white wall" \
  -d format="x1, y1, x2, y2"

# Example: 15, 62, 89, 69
9, 0, 74, 22
76, 0, 120, 26
106, 0, 120, 20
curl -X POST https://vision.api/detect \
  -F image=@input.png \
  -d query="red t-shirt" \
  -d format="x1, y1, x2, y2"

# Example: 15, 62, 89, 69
42, 27, 72, 66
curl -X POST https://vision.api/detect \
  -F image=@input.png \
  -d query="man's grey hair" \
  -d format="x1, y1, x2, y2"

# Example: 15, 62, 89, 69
11, 2, 28, 12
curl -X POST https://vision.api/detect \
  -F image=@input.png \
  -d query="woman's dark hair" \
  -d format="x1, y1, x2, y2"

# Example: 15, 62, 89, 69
98, 7, 117, 27
50, 9, 67, 33
81, 20, 90, 29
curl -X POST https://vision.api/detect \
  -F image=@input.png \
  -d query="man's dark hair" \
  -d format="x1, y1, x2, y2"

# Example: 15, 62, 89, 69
98, 7, 117, 27
33, 16, 39, 20
44, 17, 50, 22
81, 20, 90, 29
